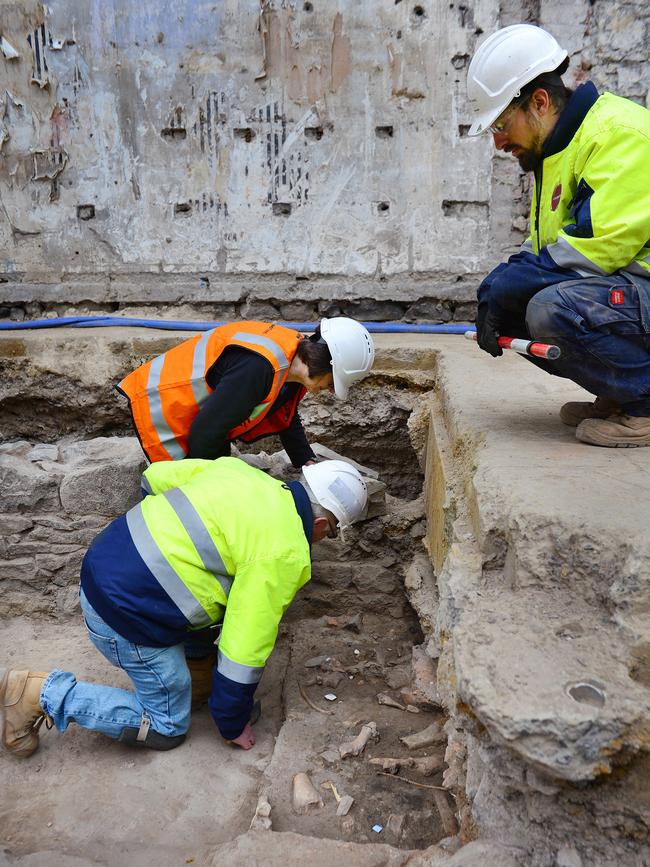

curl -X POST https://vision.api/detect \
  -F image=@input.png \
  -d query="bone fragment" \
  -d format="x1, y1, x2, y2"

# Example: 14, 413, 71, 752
377, 692, 406, 710
400, 721, 445, 750
339, 721, 379, 758
433, 789, 459, 836
292, 773, 324, 814
249, 793, 272, 831
336, 794, 355, 816
369, 755, 443, 776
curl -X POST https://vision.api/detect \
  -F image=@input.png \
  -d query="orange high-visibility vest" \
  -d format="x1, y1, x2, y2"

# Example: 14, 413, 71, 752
117, 321, 305, 462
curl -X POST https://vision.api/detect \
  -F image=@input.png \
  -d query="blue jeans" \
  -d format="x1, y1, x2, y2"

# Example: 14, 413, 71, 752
520, 274, 650, 416
40, 591, 191, 740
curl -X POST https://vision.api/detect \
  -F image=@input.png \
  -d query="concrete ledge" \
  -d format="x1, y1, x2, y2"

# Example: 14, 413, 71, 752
421, 336, 650, 784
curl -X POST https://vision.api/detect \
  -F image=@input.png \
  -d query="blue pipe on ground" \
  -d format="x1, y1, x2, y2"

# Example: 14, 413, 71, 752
0, 315, 475, 334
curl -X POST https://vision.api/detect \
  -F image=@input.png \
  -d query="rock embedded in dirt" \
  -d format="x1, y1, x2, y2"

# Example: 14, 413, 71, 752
385, 664, 411, 690
292, 773, 324, 815
320, 749, 340, 765
304, 655, 330, 669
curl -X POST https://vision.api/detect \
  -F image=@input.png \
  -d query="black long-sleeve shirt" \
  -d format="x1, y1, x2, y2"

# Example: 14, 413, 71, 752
186, 347, 316, 468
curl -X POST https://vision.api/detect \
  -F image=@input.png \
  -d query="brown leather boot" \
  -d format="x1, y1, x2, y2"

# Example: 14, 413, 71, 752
0, 669, 51, 758
186, 656, 215, 709
559, 396, 622, 427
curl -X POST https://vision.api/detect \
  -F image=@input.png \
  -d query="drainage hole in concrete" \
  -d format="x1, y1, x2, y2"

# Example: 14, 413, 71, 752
566, 682, 606, 708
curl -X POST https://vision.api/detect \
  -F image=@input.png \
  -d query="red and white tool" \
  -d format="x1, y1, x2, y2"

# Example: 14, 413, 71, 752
464, 331, 561, 360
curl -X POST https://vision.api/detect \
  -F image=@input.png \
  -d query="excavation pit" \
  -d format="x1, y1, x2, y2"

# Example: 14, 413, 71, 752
3, 328, 650, 866
0, 327, 451, 862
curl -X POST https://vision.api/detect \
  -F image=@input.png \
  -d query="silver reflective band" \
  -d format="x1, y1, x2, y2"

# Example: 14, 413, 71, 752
217, 648, 264, 684
126, 504, 212, 627
137, 715, 151, 742
233, 331, 290, 370
190, 331, 211, 405
547, 236, 607, 276
146, 355, 186, 460
163, 487, 233, 600
625, 261, 650, 278
141, 475, 154, 495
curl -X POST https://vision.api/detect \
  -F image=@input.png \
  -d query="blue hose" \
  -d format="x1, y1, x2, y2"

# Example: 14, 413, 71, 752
0, 315, 475, 334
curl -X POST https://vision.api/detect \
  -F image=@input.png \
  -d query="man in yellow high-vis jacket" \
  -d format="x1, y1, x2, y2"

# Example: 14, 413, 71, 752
467, 24, 650, 447
1, 457, 368, 756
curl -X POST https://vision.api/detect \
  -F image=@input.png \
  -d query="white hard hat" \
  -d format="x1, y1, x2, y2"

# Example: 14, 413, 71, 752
320, 317, 375, 400
302, 459, 368, 530
467, 24, 568, 136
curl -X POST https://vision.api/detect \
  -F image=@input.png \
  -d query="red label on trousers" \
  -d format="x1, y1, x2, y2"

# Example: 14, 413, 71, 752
610, 289, 625, 305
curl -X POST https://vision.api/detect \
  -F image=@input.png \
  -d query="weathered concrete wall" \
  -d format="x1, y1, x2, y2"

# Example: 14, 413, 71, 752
1, 0, 648, 320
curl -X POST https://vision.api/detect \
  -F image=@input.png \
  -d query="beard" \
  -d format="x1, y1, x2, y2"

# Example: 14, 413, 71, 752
516, 148, 542, 172
510, 113, 546, 173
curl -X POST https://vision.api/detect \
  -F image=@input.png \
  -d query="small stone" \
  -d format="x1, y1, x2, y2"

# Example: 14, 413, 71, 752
556, 846, 583, 867
292, 773, 324, 815
304, 655, 329, 668
406, 705, 420, 713
336, 794, 355, 816
320, 749, 340, 765
385, 664, 410, 690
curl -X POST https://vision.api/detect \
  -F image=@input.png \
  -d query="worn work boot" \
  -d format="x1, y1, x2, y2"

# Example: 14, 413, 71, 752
0, 669, 52, 758
560, 396, 622, 427
186, 655, 215, 709
576, 414, 650, 447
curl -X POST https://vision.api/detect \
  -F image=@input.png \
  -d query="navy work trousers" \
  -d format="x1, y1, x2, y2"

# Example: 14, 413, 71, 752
501, 274, 650, 417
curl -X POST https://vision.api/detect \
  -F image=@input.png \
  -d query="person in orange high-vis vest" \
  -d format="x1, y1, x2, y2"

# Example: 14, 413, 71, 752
117, 318, 375, 468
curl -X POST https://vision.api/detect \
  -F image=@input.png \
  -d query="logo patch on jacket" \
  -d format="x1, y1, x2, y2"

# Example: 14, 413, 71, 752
551, 184, 562, 211
610, 288, 625, 306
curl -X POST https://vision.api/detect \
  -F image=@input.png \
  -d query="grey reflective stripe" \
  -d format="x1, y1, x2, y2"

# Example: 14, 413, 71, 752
217, 648, 264, 684
232, 331, 290, 371
520, 238, 534, 253
146, 355, 186, 460
163, 488, 233, 599
547, 236, 607, 276
190, 331, 211, 405
126, 504, 212, 627
141, 475, 154, 495
624, 260, 650, 278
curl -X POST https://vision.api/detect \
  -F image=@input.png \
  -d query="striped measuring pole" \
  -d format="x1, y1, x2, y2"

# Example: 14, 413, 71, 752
464, 331, 561, 360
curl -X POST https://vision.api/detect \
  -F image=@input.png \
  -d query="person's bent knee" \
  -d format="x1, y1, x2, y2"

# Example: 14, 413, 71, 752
526, 285, 572, 341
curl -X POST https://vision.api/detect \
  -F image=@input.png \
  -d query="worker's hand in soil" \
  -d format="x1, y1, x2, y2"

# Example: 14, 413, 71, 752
476, 307, 504, 358
230, 722, 256, 750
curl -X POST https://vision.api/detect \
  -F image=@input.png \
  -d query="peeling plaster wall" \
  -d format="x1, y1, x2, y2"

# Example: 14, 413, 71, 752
0, 1, 649, 316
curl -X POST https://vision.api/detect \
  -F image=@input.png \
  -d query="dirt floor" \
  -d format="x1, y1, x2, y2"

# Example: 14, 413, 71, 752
0, 606, 449, 865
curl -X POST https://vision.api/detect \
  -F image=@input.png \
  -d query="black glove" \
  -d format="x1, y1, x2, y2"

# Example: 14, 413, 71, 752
476, 306, 503, 357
